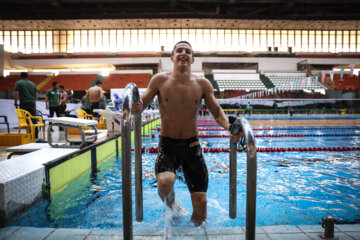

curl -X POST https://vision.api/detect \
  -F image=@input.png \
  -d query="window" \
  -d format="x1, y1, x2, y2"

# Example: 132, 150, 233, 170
88, 30, 95, 52
11, 31, 18, 53
18, 31, 25, 53
246, 30, 253, 52
130, 29, 138, 50
343, 30, 349, 52
267, 30, 273, 51
350, 31, 356, 52
46, 31, 52, 53
280, 30, 287, 52
253, 30, 260, 51
81, 30, 88, 52
74, 30, 81, 52
315, 31, 322, 52
301, 30, 308, 52
323, 31, 329, 52
25, 31, 32, 53
309, 31, 315, 52
32, 31, 39, 53
336, 31, 342, 52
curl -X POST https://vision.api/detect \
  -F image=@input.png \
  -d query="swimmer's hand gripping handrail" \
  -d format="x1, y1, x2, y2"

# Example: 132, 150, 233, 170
229, 116, 257, 240
121, 83, 142, 240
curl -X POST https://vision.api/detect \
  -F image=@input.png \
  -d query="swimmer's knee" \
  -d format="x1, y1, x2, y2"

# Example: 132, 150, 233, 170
157, 173, 175, 192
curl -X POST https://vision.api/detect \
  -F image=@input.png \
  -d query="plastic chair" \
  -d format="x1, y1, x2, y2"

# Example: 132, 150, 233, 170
15, 109, 45, 142
76, 109, 106, 123
0, 116, 10, 133
36, 110, 50, 124
76, 109, 93, 120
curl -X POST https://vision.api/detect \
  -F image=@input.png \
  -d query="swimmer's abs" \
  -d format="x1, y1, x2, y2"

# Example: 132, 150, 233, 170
160, 124, 199, 139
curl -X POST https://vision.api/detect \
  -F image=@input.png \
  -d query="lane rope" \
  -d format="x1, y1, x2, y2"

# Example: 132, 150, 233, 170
141, 146, 360, 153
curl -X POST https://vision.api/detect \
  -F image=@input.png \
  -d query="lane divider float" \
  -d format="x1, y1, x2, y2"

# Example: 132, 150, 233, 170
137, 146, 360, 153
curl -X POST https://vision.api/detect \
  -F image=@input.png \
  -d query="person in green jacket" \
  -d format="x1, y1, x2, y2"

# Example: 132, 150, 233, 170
14, 72, 39, 138
45, 81, 61, 117
80, 93, 91, 114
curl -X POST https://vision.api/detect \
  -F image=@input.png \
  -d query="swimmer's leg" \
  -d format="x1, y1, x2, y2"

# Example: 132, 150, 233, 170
190, 192, 207, 224
157, 171, 176, 207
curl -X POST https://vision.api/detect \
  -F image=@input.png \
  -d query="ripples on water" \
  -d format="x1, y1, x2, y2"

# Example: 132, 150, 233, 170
7, 130, 360, 228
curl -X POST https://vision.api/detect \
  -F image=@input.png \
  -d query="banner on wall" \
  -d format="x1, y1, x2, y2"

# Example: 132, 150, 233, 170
350, 64, 355, 77
340, 67, 345, 80
330, 71, 334, 82
322, 71, 326, 83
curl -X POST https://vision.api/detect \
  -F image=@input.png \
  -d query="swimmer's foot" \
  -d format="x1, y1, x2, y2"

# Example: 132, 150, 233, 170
189, 219, 206, 227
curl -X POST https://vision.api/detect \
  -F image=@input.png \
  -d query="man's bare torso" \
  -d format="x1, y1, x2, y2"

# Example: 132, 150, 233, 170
87, 86, 102, 103
60, 91, 68, 106
157, 72, 204, 139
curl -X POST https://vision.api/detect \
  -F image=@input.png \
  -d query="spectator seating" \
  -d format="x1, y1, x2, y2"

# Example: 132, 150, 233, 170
101, 73, 151, 90
265, 73, 326, 90
0, 74, 47, 91
214, 73, 266, 91
324, 73, 360, 90
40, 74, 98, 91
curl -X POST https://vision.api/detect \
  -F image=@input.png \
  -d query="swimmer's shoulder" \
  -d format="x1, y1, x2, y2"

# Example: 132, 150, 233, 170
150, 72, 172, 85
194, 74, 213, 89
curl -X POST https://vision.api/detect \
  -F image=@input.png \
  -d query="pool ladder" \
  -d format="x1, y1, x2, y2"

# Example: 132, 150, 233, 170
121, 83, 257, 240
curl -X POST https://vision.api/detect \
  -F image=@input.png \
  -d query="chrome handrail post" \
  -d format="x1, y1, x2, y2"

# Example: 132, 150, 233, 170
229, 117, 257, 240
121, 83, 142, 240
134, 113, 143, 221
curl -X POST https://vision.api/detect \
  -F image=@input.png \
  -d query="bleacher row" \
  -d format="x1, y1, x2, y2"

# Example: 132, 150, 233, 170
0, 72, 359, 92
0, 73, 152, 91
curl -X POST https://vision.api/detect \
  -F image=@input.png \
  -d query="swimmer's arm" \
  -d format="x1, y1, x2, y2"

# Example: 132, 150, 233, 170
132, 73, 161, 114
202, 78, 243, 142
202, 79, 229, 131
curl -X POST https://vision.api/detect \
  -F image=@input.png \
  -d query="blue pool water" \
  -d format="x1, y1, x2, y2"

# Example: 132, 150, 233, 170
8, 124, 360, 228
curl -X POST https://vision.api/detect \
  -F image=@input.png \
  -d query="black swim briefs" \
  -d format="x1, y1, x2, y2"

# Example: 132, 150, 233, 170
155, 136, 208, 193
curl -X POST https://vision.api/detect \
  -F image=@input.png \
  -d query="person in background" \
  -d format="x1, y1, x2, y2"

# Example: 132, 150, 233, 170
113, 93, 122, 111
14, 72, 39, 138
80, 92, 91, 115
131, 41, 243, 224
86, 80, 103, 117
59, 85, 68, 117
273, 101, 278, 114
45, 81, 61, 118
100, 94, 108, 109
245, 101, 251, 116
236, 102, 242, 116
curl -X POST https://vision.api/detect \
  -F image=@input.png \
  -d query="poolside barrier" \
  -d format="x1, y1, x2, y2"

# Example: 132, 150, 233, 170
196, 134, 360, 138
145, 146, 360, 153
197, 127, 360, 131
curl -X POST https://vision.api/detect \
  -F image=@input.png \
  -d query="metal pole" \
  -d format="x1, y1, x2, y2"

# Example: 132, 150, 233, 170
229, 140, 237, 219
121, 83, 141, 240
134, 113, 143, 221
229, 117, 257, 240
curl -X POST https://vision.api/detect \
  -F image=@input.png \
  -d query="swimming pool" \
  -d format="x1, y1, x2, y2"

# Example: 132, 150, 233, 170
7, 117, 360, 229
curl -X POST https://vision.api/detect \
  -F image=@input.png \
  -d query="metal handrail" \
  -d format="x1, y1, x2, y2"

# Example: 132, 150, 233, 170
229, 117, 257, 240
121, 83, 142, 240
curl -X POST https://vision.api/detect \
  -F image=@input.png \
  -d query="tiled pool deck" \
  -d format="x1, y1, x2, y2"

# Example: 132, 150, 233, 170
1, 224, 359, 240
